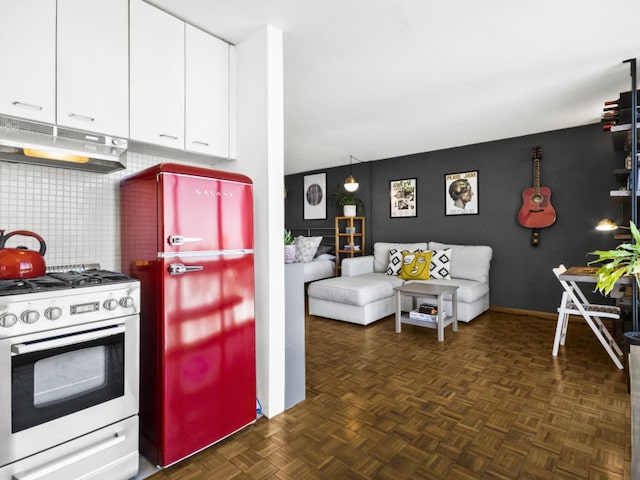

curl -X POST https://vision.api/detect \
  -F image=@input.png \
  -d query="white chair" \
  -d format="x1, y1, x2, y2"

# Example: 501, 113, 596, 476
552, 264, 624, 369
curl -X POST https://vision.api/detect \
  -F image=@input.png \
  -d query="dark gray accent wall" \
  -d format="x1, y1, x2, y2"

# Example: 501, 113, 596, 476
285, 123, 623, 314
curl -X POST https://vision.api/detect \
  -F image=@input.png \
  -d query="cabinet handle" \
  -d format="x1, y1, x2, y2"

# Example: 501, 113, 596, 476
159, 134, 179, 141
12, 101, 43, 111
68, 113, 95, 122
191, 140, 209, 147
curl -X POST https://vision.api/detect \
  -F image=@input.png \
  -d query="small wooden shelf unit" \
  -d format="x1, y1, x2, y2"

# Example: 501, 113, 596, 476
335, 216, 365, 275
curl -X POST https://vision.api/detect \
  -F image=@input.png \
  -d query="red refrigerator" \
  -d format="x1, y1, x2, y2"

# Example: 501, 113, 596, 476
120, 163, 256, 467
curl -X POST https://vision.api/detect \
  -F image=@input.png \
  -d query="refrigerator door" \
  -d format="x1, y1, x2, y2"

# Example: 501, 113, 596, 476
158, 171, 253, 253
160, 252, 256, 466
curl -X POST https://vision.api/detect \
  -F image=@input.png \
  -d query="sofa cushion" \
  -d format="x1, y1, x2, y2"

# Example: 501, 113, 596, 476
428, 242, 492, 283
386, 248, 423, 275
429, 248, 452, 280
399, 251, 432, 280
374, 242, 428, 273
294, 236, 322, 263
314, 245, 334, 258
308, 273, 399, 306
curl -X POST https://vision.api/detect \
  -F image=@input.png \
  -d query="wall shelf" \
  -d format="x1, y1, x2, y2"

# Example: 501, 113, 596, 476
334, 216, 365, 276
611, 124, 640, 152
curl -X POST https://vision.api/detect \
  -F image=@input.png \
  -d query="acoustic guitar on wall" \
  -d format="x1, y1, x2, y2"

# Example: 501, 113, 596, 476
517, 146, 556, 246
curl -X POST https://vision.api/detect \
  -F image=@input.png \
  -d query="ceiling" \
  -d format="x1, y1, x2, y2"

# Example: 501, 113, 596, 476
148, 0, 640, 175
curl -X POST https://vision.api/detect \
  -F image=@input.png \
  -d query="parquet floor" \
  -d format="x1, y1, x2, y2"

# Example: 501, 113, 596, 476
147, 310, 631, 479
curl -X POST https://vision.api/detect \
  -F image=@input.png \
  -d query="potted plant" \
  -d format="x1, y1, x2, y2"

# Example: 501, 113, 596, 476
284, 229, 296, 264
332, 188, 364, 217
589, 221, 640, 361
589, 221, 640, 295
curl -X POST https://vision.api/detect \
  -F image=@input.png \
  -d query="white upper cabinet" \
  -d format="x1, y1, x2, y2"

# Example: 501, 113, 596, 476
185, 25, 230, 158
0, 0, 128, 137
0, 0, 56, 124
57, 0, 129, 137
129, 0, 185, 148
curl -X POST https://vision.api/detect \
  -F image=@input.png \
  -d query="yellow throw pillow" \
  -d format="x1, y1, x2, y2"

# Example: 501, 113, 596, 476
399, 251, 433, 280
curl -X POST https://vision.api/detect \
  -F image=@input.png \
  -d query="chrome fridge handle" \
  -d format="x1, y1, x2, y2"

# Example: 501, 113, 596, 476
168, 264, 204, 275
167, 235, 204, 246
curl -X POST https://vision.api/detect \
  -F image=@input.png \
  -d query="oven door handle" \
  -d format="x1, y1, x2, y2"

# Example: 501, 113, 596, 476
10, 325, 125, 356
11, 432, 126, 480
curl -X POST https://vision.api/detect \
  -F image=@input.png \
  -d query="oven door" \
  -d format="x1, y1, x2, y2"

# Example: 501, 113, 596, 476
0, 316, 139, 468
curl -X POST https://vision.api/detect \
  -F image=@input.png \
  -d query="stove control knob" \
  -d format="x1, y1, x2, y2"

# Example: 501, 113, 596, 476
21, 310, 40, 324
103, 299, 118, 311
0, 313, 18, 328
44, 306, 63, 321
120, 296, 134, 308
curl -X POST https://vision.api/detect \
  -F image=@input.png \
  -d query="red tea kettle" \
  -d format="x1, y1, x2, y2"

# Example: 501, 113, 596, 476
0, 230, 47, 279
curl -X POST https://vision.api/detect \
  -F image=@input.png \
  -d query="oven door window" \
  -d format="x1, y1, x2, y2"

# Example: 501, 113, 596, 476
11, 329, 125, 433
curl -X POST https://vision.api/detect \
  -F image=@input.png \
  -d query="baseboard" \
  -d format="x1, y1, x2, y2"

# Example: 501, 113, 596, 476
489, 306, 556, 321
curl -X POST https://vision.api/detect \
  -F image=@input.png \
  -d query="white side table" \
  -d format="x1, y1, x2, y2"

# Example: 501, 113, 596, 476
394, 283, 458, 341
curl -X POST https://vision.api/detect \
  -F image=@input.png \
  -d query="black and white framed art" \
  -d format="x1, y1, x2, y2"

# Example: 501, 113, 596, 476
303, 173, 327, 219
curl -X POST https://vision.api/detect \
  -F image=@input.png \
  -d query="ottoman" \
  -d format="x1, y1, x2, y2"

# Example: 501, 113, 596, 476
307, 273, 401, 325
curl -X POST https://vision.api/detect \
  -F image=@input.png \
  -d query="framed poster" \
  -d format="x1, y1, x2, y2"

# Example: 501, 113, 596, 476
445, 171, 478, 215
390, 178, 417, 217
303, 173, 326, 219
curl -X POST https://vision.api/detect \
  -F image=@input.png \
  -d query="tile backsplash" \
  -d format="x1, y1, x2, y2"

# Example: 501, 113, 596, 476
0, 152, 195, 272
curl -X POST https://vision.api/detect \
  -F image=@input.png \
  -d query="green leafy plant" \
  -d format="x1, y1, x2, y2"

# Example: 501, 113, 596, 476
284, 229, 294, 245
589, 221, 640, 294
331, 188, 364, 214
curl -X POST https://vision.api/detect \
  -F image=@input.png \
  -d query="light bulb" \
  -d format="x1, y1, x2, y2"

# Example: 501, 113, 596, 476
344, 175, 359, 192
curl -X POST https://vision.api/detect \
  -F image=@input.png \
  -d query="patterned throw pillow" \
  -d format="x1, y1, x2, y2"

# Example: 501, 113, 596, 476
294, 236, 322, 263
430, 249, 452, 280
387, 248, 423, 275
399, 251, 433, 280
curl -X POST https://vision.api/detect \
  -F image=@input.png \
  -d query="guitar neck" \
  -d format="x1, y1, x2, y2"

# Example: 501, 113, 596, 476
533, 158, 540, 193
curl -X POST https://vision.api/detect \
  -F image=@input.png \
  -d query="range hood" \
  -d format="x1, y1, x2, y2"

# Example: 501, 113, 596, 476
0, 115, 127, 173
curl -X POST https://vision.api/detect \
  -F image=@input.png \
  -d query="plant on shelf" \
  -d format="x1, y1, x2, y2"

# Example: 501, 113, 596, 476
331, 187, 364, 216
284, 229, 296, 264
589, 221, 640, 294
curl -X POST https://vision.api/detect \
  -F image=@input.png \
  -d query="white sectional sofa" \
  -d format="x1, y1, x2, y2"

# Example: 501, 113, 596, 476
307, 241, 493, 325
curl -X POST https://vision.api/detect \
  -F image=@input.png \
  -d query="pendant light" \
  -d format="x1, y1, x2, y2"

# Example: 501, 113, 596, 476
344, 155, 360, 192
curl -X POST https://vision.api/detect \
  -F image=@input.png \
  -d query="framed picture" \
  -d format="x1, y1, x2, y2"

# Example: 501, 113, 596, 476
445, 171, 478, 216
303, 173, 327, 219
390, 178, 417, 217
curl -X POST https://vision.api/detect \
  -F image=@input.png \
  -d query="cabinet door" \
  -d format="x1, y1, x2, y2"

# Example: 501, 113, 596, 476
57, 0, 128, 137
130, 0, 185, 148
0, 0, 55, 124
185, 25, 230, 158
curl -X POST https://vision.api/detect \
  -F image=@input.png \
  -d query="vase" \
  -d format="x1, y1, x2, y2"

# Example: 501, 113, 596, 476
343, 205, 356, 217
284, 244, 296, 264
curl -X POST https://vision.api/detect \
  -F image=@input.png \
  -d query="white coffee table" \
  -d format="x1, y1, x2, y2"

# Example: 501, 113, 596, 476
394, 282, 458, 341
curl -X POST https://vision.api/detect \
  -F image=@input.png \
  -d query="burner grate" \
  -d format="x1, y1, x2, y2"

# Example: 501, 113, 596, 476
0, 269, 134, 296
0, 277, 69, 295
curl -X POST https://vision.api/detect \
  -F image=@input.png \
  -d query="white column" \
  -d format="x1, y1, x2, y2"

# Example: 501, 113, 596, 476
231, 25, 285, 418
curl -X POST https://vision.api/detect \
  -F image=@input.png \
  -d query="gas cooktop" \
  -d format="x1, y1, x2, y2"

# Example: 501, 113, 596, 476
0, 269, 134, 296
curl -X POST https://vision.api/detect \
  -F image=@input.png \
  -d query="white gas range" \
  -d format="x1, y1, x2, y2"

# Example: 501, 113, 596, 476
0, 267, 140, 480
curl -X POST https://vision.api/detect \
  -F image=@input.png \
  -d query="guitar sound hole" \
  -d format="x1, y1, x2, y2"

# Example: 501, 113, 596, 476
530, 193, 544, 205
